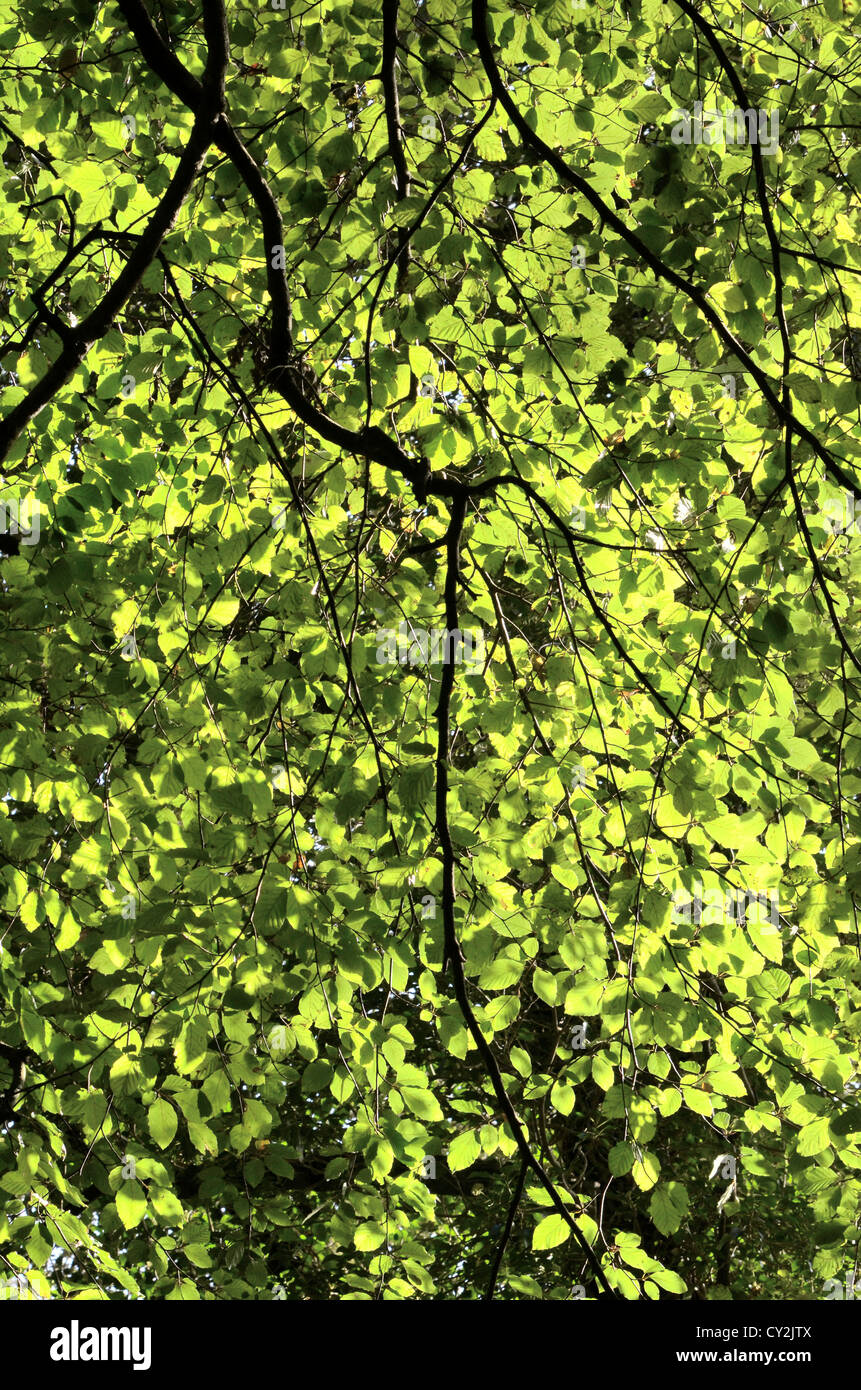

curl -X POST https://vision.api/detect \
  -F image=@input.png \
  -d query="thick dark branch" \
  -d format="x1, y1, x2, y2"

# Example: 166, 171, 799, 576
200, 0, 230, 106
209, 115, 444, 495
63, 0, 481, 506
0, 117, 215, 465
381, 0, 410, 201
116, 0, 203, 107
211, 121, 294, 360
16, 227, 136, 354
0, 0, 234, 468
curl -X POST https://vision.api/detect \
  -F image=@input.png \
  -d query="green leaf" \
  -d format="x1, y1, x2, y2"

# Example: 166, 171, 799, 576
532, 1213, 571, 1251
649, 1183, 689, 1236
797, 1118, 831, 1157
591, 1052, 614, 1091
174, 1020, 209, 1074
448, 1130, 481, 1172
632, 1150, 661, 1191
367, 1136, 394, 1181
354, 1223, 386, 1252
147, 1098, 178, 1150
115, 1181, 147, 1231
682, 1085, 714, 1117
608, 1141, 635, 1176
1, 0, 858, 1305
399, 1087, 443, 1121
184, 1243, 213, 1269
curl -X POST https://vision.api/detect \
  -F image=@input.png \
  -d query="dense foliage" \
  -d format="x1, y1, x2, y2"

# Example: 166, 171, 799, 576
1, 0, 861, 1301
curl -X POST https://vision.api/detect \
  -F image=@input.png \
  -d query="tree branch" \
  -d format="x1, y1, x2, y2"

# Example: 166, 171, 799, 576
433, 492, 617, 1298
484, 1152, 528, 1300
469, 0, 859, 500
381, 0, 411, 202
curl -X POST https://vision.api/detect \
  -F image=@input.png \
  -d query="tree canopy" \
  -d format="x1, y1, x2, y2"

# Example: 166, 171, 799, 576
1, 0, 861, 1302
